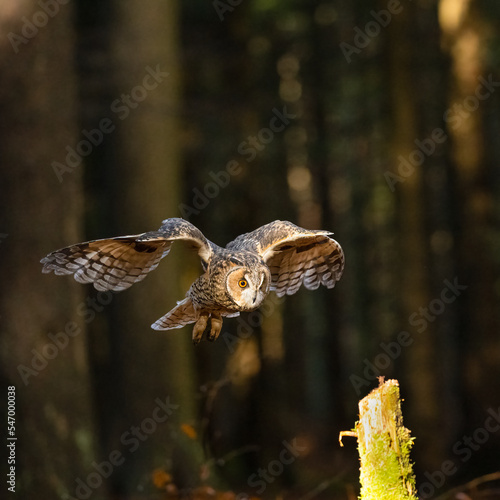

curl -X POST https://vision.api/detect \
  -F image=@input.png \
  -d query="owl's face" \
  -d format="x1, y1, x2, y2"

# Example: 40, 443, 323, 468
225, 266, 270, 311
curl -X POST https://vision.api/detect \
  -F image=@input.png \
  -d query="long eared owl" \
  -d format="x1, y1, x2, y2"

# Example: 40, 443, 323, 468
41, 218, 344, 343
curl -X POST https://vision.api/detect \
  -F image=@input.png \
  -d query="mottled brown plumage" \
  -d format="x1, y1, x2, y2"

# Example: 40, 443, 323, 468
41, 218, 344, 343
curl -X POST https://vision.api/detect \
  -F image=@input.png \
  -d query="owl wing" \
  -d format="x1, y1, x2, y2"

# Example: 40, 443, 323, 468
40, 218, 213, 292
227, 220, 344, 297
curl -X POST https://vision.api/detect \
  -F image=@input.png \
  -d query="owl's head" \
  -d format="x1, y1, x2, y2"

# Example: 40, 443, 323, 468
225, 265, 270, 311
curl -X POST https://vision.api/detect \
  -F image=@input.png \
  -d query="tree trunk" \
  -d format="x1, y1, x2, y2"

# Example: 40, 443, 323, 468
83, 0, 211, 492
0, 1, 99, 498
387, 1, 445, 470
340, 379, 417, 500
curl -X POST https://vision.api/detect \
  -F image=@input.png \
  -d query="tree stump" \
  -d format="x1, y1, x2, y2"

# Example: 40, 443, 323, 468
340, 378, 417, 500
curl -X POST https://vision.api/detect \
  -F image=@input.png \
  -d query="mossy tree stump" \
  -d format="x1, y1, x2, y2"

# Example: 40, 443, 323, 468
340, 378, 417, 500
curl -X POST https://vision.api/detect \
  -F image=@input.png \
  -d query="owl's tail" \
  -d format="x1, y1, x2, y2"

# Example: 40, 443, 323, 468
151, 297, 198, 330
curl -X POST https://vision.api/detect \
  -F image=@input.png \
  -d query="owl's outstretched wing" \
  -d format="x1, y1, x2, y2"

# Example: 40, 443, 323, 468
227, 220, 344, 297
40, 218, 213, 292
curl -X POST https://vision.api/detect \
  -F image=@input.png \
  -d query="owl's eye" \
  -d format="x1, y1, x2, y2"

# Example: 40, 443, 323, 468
238, 279, 248, 288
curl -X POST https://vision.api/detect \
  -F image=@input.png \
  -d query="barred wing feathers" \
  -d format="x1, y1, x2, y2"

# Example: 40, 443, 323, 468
227, 220, 344, 297
40, 236, 172, 292
40, 218, 213, 292
152, 297, 199, 330
152, 296, 240, 331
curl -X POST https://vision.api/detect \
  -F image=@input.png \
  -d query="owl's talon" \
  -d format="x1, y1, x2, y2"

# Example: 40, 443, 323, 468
207, 314, 223, 342
192, 314, 209, 344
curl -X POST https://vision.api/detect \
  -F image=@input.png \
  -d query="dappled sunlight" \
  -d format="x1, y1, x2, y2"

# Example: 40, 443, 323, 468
0, 0, 29, 25
2, 0, 500, 498
226, 337, 261, 391
278, 54, 303, 103
438, 0, 470, 35
452, 29, 482, 86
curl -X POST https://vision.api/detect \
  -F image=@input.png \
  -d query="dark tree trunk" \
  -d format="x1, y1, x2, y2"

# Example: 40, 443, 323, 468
0, 1, 99, 498
78, 0, 212, 493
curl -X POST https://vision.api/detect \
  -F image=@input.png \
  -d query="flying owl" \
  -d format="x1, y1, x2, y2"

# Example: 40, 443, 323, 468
41, 218, 344, 343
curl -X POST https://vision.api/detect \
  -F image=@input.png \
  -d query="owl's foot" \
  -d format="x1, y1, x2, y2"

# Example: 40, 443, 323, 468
192, 314, 209, 344
207, 314, 223, 342
192, 313, 223, 344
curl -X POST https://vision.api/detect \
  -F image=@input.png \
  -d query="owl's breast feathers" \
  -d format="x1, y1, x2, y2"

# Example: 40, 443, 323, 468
189, 248, 264, 312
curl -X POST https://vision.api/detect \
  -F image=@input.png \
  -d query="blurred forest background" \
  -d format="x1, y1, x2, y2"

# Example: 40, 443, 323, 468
1, 0, 500, 499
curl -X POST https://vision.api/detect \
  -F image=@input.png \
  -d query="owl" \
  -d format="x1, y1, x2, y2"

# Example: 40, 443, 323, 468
41, 218, 344, 343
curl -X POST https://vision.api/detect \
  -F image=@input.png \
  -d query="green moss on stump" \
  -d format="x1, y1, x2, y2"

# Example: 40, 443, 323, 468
346, 379, 417, 500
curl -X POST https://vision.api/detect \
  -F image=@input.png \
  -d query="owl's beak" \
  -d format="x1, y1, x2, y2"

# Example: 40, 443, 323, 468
252, 292, 258, 304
